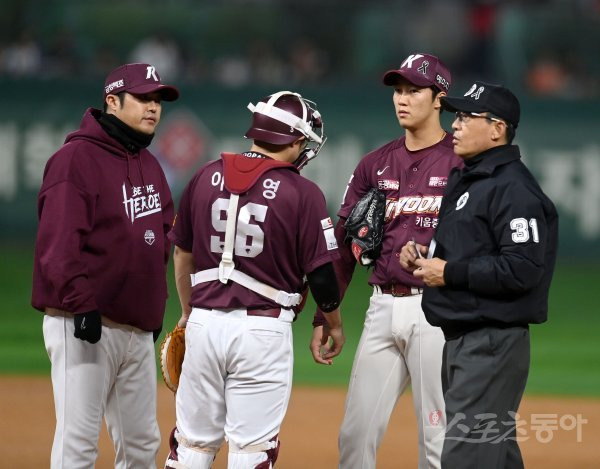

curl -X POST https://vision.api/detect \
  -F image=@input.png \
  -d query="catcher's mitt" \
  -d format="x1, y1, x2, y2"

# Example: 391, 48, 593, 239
344, 188, 386, 266
159, 326, 185, 393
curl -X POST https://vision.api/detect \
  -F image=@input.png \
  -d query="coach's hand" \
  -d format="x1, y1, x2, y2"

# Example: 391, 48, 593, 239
74, 310, 102, 344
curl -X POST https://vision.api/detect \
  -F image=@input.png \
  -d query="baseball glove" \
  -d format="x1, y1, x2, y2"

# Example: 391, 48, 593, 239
159, 326, 186, 393
344, 188, 386, 266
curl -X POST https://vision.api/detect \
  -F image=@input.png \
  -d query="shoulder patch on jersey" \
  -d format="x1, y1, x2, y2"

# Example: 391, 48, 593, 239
221, 153, 298, 194
323, 228, 338, 250
320, 217, 333, 229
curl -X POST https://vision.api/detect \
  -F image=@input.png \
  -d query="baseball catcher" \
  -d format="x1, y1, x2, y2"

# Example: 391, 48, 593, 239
159, 325, 185, 393
344, 187, 386, 266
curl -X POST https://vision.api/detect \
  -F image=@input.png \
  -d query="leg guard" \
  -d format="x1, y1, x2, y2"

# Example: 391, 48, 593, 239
164, 427, 218, 469
165, 427, 187, 469
228, 435, 280, 469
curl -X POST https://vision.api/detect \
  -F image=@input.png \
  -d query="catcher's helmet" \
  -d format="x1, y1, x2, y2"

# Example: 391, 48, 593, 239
245, 91, 326, 169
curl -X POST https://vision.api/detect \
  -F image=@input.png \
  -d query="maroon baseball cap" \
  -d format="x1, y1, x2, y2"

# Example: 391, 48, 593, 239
103, 63, 179, 101
382, 53, 451, 92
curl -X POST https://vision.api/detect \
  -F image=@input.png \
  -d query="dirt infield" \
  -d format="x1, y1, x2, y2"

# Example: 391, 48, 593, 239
2, 376, 598, 468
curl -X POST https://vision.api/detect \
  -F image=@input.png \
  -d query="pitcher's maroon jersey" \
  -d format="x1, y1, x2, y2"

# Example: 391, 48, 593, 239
340, 134, 462, 287
170, 153, 339, 310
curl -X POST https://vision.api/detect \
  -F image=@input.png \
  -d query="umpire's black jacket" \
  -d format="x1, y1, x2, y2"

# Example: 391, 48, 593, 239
422, 144, 559, 339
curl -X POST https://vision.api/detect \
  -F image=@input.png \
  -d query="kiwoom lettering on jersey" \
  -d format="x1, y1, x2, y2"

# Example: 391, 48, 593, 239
122, 183, 162, 223
385, 195, 442, 220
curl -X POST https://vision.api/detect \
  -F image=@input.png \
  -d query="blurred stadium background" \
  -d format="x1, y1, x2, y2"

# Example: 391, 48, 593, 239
1, 0, 599, 396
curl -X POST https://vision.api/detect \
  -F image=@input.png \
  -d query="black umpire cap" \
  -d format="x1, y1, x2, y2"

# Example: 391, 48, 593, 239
441, 81, 520, 128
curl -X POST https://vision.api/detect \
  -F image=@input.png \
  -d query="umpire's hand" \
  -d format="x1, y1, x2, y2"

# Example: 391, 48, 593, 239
413, 258, 447, 287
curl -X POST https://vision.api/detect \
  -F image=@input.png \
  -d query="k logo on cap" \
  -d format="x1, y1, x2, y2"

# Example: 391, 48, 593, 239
382, 53, 452, 92
103, 63, 179, 101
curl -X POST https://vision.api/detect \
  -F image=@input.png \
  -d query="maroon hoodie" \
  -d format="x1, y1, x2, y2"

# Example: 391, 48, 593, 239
31, 108, 174, 331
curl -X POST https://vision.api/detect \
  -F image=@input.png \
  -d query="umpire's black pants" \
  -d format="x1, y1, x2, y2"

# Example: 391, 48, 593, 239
441, 325, 530, 469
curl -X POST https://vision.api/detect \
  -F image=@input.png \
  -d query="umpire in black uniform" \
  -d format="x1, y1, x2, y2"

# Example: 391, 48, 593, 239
400, 82, 559, 468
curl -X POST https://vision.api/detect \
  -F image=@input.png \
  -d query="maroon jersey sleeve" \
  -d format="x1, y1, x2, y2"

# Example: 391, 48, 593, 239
297, 181, 339, 274
338, 155, 373, 219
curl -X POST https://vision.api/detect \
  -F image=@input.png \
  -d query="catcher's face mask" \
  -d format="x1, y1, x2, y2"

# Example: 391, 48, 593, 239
245, 91, 327, 170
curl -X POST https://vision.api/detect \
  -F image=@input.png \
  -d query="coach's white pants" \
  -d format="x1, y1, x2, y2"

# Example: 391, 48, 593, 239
175, 307, 294, 468
339, 290, 445, 469
43, 313, 160, 469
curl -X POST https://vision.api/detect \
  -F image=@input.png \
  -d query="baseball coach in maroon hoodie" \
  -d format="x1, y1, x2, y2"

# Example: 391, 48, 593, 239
32, 63, 179, 468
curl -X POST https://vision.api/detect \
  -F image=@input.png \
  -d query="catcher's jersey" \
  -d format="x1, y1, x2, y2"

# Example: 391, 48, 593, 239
340, 134, 462, 287
170, 153, 338, 310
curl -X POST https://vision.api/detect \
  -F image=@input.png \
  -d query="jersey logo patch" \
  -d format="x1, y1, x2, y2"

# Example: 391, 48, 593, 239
144, 229, 156, 245
429, 409, 443, 426
376, 166, 390, 176
456, 192, 469, 210
428, 176, 448, 188
378, 179, 399, 191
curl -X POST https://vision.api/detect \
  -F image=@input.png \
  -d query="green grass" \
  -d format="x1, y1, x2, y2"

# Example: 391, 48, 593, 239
1, 243, 599, 397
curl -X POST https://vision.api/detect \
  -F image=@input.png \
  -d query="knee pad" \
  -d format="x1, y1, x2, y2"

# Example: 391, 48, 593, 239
228, 435, 280, 469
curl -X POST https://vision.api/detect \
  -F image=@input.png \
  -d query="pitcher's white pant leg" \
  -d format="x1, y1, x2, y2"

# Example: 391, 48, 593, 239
403, 295, 445, 469
43, 314, 110, 469
339, 293, 409, 469
105, 328, 160, 469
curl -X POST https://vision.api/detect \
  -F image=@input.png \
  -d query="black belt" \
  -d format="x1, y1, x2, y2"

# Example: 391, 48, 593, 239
379, 284, 423, 297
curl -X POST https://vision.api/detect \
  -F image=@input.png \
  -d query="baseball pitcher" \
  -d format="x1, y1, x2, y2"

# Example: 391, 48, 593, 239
313, 53, 463, 469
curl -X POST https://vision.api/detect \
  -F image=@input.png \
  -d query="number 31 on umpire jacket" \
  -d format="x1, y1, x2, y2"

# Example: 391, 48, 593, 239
423, 145, 559, 329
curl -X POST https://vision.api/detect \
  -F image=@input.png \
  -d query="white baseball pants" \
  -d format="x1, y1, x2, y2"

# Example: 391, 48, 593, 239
176, 308, 294, 469
174, 307, 294, 469
43, 313, 160, 469
338, 289, 446, 469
